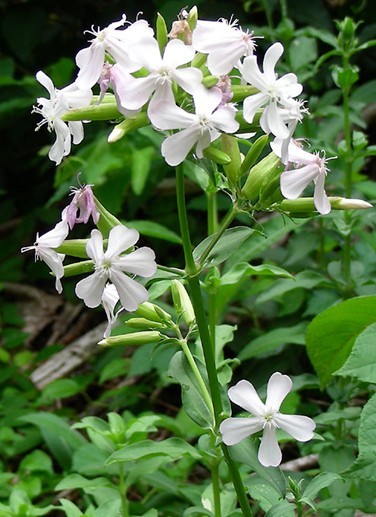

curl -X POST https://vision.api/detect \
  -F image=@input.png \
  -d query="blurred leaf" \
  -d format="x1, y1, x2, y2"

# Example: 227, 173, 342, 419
131, 146, 155, 195
126, 220, 182, 243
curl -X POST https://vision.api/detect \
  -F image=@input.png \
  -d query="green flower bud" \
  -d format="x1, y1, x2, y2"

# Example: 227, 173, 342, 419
221, 134, 242, 187
156, 12, 168, 51
203, 145, 231, 165
187, 6, 198, 31
171, 280, 195, 326
94, 198, 123, 238
231, 85, 258, 103
98, 331, 162, 347
135, 301, 172, 323
55, 239, 89, 258
107, 112, 149, 143
191, 52, 207, 68
329, 197, 372, 210
62, 99, 121, 122
202, 75, 220, 88
241, 152, 282, 203
126, 318, 166, 330
240, 134, 269, 175
63, 260, 94, 277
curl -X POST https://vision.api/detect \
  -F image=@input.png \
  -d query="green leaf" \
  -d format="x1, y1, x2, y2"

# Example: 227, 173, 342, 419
55, 474, 111, 491
266, 501, 295, 517
306, 296, 376, 386
302, 472, 343, 500
193, 227, 254, 268
131, 146, 154, 195
335, 322, 376, 383
20, 412, 86, 470
220, 262, 292, 286
59, 499, 84, 517
126, 220, 182, 244
19, 450, 53, 474
347, 393, 376, 480
38, 379, 83, 403
256, 271, 326, 305
106, 437, 201, 464
238, 322, 307, 361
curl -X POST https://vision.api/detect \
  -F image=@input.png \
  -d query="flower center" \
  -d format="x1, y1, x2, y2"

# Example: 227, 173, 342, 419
96, 258, 113, 277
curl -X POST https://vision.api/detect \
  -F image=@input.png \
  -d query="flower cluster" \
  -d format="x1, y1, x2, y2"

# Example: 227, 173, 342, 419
33, 9, 338, 214
21, 185, 157, 337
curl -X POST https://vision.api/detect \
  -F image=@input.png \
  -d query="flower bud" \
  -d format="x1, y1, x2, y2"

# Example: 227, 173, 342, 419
202, 145, 231, 165
241, 152, 282, 203
240, 134, 269, 175
98, 331, 162, 347
221, 134, 242, 187
156, 12, 168, 51
171, 280, 195, 326
329, 197, 373, 210
202, 75, 220, 88
62, 100, 121, 122
56, 239, 89, 258
94, 198, 123, 238
63, 260, 94, 277
108, 112, 149, 143
231, 85, 258, 103
126, 318, 166, 330
135, 301, 172, 323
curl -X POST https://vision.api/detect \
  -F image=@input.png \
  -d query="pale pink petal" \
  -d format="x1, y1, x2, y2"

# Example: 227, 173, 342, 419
161, 126, 201, 166
117, 74, 158, 110
111, 270, 149, 311
148, 100, 195, 130
258, 426, 282, 467
195, 128, 212, 158
274, 414, 316, 442
106, 226, 139, 258
86, 229, 104, 263
280, 164, 319, 199
211, 105, 239, 134
220, 417, 264, 446
75, 46, 106, 90
75, 272, 107, 308
115, 247, 157, 277
265, 372, 292, 412
163, 39, 195, 68
172, 67, 203, 95
314, 172, 331, 215
228, 380, 265, 417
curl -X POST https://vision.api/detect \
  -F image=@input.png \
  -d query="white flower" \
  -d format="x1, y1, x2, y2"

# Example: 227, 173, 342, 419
75, 16, 154, 90
33, 71, 92, 165
192, 18, 256, 75
148, 86, 239, 166
101, 283, 124, 338
241, 43, 303, 140
271, 138, 333, 215
114, 38, 203, 112
21, 214, 69, 294
75, 225, 157, 312
219, 372, 316, 467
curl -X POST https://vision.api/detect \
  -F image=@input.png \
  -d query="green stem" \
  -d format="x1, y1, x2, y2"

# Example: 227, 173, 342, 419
211, 461, 222, 517
207, 189, 218, 235
197, 206, 238, 270
118, 466, 129, 517
175, 164, 252, 516
180, 339, 215, 422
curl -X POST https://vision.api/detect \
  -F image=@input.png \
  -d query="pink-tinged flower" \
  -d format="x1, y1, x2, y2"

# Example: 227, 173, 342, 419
241, 43, 303, 140
33, 71, 92, 165
75, 16, 154, 90
21, 214, 69, 294
192, 18, 256, 75
66, 184, 100, 230
148, 86, 239, 166
75, 225, 157, 312
271, 138, 333, 215
101, 283, 124, 338
113, 38, 203, 112
220, 373, 316, 467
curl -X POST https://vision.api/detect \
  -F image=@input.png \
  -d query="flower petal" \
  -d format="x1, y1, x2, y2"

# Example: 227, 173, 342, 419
263, 42, 284, 83
115, 247, 157, 277
228, 379, 265, 417
75, 46, 106, 90
220, 417, 263, 446
86, 229, 104, 263
274, 413, 316, 442
262, 102, 290, 139
258, 426, 282, 467
161, 126, 201, 166
243, 92, 269, 124
163, 39, 195, 68
75, 272, 107, 308
106, 225, 139, 258
280, 164, 319, 199
265, 372, 292, 412
111, 270, 149, 312
314, 172, 331, 215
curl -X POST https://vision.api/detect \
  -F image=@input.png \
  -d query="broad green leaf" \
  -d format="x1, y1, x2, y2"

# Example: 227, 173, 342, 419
106, 437, 201, 464
20, 412, 86, 470
193, 227, 254, 268
335, 322, 376, 383
247, 479, 283, 512
302, 472, 343, 500
266, 501, 295, 517
306, 296, 376, 386
347, 393, 376, 480
55, 474, 112, 491
131, 146, 154, 195
38, 379, 82, 404
19, 450, 53, 474
256, 271, 326, 305
220, 262, 292, 286
59, 499, 84, 517
92, 499, 121, 517
238, 322, 307, 361
126, 220, 181, 244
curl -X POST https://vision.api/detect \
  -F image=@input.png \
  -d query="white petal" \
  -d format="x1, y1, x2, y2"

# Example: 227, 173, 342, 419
194, 87, 222, 117
106, 225, 139, 258
148, 99, 195, 131
49, 120, 70, 165
68, 121, 84, 145
86, 229, 104, 263
220, 417, 264, 446
211, 105, 239, 134
243, 92, 269, 124
206, 43, 244, 75
102, 283, 122, 338
172, 67, 203, 95
75, 46, 105, 90
262, 102, 290, 139
117, 74, 157, 110
37, 219, 69, 248
75, 272, 107, 308
37, 248, 65, 294
274, 414, 316, 442
258, 426, 282, 467
195, 128, 212, 159
265, 372, 292, 412
115, 247, 156, 277
314, 172, 331, 215
36, 71, 55, 97
161, 126, 201, 166
163, 39, 195, 68
280, 164, 319, 199
228, 380, 265, 417
111, 270, 149, 312
263, 42, 284, 83
241, 56, 268, 92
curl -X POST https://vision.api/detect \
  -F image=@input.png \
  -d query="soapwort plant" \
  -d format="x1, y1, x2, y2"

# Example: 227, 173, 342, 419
19, 5, 375, 516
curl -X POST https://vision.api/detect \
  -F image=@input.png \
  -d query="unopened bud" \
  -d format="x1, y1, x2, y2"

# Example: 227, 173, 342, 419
202, 75, 220, 88
241, 152, 282, 203
98, 331, 162, 347
108, 113, 149, 143
329, 197, 373, 210
156, 12, 168, 50
240, 134, 269, 175
56, 239, 89, 258
171, 280, 195, 326
221, 134, 242, 187
135, 301, 172, 323
63, 260, 94, 277
203, 145, 231, 165
94, 198, 123, 238
62, 100, 121, 122
127, 318, 166, 330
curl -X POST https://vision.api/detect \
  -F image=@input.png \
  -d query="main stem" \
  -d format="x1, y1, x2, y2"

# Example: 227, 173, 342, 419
175, 165, 252, 517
